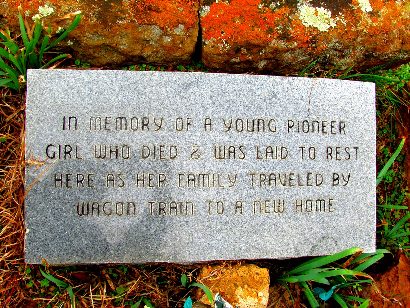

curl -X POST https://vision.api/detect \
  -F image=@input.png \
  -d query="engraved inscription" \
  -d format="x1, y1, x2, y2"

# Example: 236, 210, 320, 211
41, 115, 363, 220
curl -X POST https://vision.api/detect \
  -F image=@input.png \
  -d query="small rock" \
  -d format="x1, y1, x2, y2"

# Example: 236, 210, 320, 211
196, 263, 270, 308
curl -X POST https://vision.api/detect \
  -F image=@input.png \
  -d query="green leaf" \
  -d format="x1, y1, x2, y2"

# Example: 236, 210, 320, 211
389, 231, 410, 239
40, 269, 68, 288
354, 253, 385, 272
352, 249, 390, 263
344, 295, 369, 303
41, 53, 69, 69
28, 53, 39, 69
301, 281, 319, 308
46, 14, 81, 50
377, 138, 405, 185
0, 31, 8, 41
67, 286, 76, 308
0, 61, 20, 90
16, 54, 26, 76
280, 270, 330, 284
333, 293, 348, 308
287, 247, 362, 275
386, 213, 410, 238
133, 298, 143, 308
181, 274, 188, 287
0, 48, 23, 74
40, 278, 50, 287
190, 282, 213, 304
18, 13, 30, 48
377, 204, 408, 210
0, 78, 13, 88
284, 268, 369, 284
39, 35, 49, 64
2, 40, 19, 54
115, 285, 128, 296
358, 299, 370, 308
27, 21, 42, 54
142, 298, 154, 308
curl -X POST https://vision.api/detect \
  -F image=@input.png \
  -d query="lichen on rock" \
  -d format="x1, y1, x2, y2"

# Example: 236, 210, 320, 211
298, 3, 336, 32
201, 0, 410, 73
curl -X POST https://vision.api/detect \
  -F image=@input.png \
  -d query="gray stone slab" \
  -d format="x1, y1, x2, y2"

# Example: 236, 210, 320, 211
25, 69, 376, 264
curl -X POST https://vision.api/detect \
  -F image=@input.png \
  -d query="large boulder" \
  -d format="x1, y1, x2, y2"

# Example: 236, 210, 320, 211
200, 0, 410, 73
0, 0, 199, 66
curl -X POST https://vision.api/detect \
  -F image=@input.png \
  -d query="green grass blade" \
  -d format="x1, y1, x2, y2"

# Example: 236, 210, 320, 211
333, 293, 348, 308
0, 31, 7, 41
287, 247, 361, 275
0, 78, 13, 87
358, 299, 370, 307
377, 138, 405, 185
18, 13, 30, 48
2, 39, 19, 54
285, 268, 371, 284
389, 231, 410, 239
344, 295, 369, 303
352, 249, 390, 264
40, 269, 69, 288
280, 272, 330, 284
16, 53, 26, 74
39, 36, 49, 64
386, 212, 410, 238
28, 53, 39, 69
67, 286, 76, 308
46, 14, 81, 50
41, 54, 69, 68
27, 22, 43, 54
353, 253, 384, 272
300, 282, 319, 308
341, 73, 398, 85
0, 48, 23, 74
142, 298, 154, 308
377, 204, 408, 210
0, 60, 19, 88
190, 282, 213, 304
299, 59, 318, 76
0, 77, 18, 90
310, 268, 369, 283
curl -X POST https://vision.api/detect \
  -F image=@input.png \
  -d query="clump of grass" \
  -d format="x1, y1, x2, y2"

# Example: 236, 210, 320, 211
376, 138, 409, 255
0, 7, 81, 91
342, 63, 410, 110
279, 248, 389, 307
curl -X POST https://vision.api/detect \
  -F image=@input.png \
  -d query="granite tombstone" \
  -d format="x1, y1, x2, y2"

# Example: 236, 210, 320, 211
25, 70, 376, 264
